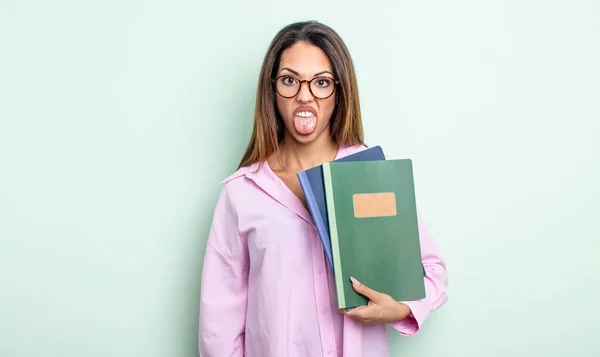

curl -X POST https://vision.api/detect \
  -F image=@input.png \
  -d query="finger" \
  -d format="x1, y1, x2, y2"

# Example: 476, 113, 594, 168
350, 277, 380, 302
343, 305, 377, 324
339, 305, 362, 317
343, 306, 365, 319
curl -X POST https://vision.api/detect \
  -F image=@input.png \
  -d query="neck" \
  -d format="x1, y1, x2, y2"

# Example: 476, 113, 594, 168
276, 133, 339, 172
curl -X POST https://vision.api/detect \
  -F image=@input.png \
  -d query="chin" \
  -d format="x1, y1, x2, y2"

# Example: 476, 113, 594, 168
287, 128, 327, 145
293, 134, 318, 145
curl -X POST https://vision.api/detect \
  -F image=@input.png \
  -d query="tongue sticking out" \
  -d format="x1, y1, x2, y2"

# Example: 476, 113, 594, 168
294, 115, 317, 135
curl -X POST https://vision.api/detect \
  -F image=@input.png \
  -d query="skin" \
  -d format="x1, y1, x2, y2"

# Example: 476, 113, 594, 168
267, 41, 339, 209
341, 277, 412, 324
267, 41, 412, 325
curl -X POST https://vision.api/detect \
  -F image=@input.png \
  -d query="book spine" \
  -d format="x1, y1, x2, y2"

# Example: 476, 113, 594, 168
322, 162, 345, 307
297, 172, 335, 271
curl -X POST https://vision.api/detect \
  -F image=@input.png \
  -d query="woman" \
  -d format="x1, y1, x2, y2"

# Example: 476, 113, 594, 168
198, 21, 448, 357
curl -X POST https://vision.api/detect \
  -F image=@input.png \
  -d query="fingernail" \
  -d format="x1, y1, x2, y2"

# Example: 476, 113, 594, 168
350, 277, 360, 286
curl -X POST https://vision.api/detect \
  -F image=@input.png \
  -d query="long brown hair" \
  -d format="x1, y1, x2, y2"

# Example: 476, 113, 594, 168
238, 21, 364, 169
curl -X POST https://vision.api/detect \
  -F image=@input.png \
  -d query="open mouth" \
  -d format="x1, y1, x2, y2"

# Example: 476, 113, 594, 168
293, 107, 318, 135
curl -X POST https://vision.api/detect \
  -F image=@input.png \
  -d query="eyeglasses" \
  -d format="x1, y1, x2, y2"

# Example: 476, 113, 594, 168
272, 75, 339, 99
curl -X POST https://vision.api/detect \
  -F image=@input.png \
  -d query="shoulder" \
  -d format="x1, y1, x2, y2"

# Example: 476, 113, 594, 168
214, 161, 275, 220
216, 161, 262, 197
337, 143, 370, 158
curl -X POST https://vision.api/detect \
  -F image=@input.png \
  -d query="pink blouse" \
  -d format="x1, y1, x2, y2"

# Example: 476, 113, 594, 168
198, 144, 448, 357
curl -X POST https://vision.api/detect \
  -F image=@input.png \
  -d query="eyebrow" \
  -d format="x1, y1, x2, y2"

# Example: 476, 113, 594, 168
280, 67, 334, 77
314, 70, 334, 77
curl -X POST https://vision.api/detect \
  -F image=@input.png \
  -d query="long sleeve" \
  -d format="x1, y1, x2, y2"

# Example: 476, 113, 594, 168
391, 210, 449, 335
198, 184, 249, 356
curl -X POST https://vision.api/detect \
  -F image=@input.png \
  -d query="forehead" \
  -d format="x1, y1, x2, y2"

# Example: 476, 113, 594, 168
278, 41, 333, 75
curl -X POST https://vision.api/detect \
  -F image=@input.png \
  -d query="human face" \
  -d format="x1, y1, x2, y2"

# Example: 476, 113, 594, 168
275, 41, 337, 145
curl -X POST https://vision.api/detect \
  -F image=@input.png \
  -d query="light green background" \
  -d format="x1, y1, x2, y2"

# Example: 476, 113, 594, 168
1, 1, 599, 356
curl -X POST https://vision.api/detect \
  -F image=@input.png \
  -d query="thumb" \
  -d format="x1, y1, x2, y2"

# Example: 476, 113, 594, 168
350, 277, 380, 302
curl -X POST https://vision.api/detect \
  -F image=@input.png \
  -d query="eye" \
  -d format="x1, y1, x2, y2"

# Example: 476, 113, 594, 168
315, 77, 333, 88
280, 76, 297, 86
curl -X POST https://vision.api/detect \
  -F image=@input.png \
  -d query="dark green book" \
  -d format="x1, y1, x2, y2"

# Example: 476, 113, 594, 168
322, 159, 426, 309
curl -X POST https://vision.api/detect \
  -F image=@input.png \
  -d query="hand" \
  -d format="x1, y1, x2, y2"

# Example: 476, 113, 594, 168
340, 277, 412, 324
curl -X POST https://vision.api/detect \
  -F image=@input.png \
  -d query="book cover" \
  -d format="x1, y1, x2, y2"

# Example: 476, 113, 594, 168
297, 146, 386, 271
322, 159, 426, 309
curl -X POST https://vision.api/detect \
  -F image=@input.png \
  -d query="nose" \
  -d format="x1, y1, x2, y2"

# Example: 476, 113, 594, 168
296, 81, 313, 103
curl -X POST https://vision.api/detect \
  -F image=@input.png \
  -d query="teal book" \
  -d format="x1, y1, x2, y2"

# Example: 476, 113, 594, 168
322, 159, 426, 309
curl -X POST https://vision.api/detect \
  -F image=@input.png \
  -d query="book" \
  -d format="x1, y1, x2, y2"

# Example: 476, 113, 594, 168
297, 146, 386, 272
322, 159, 426, 309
